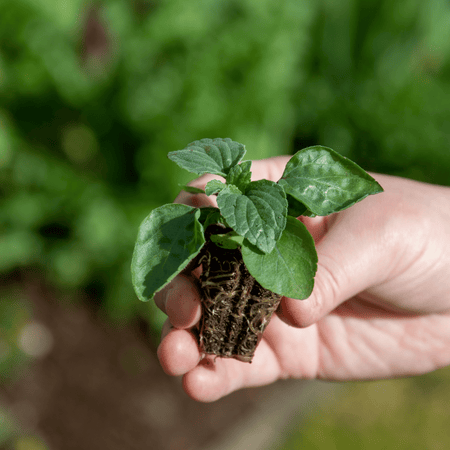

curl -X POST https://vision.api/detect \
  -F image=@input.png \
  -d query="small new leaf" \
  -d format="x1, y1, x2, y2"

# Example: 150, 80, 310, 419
198, 207, 224, 229
216, 180, 287, 254
168, 138, 246, 177
278, 146, 383, 216
226, 160, 252, 192
210, 233, 244, 250
205, 179, 227, 196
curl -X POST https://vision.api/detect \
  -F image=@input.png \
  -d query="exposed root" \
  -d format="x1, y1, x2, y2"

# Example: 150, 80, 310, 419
196, 240, 282, 363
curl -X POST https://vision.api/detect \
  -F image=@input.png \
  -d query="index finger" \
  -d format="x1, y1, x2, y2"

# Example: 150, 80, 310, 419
154, 273, 202, 329
174, 173, 223, 208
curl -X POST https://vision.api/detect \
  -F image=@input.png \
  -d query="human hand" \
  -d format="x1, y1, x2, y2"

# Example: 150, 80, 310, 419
155, 156, 450, 402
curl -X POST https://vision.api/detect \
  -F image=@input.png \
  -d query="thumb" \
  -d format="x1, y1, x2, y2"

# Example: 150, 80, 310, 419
277, 202, 391, 328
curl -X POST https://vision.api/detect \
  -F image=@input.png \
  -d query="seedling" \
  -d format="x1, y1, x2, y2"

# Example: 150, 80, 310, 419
131, 138, 383, 362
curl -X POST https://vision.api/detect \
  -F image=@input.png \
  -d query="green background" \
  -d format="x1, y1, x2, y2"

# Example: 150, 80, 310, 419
1, 0, 450, 447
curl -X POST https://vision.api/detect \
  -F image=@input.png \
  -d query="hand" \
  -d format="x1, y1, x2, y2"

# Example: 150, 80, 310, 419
155, 156, 450, 402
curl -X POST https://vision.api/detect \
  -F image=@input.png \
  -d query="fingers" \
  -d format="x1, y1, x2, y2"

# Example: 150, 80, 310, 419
174, 173, 222, 208
180, 313, 317, 403
160, 156, 292, 328
158, 329, 280, 401
157, 320, 201, 376
157, 318, 282, 393
154, 274, 203, 377
154, 274, 202, 329
182, 339, 282, 402
250, 156, 291, 181
277, 196, 394, 328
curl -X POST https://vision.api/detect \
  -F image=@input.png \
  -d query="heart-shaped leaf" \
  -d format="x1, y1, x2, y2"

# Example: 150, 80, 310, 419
216, 180, 287, 253
242, 216, 318, 299
278, 146, 383, 216
131, 204, 205, 302
168, 138, 246, 177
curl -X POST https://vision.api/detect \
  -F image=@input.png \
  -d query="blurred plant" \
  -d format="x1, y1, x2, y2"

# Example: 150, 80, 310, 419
0, 0, 314, 332
293, 0, 450, 185
0, 288, 32, 380
1, 0, 450, 337
275, 366, 450, 450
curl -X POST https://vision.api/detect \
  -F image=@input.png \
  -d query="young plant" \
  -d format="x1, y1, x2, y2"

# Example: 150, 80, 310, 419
131, 138, 383, 362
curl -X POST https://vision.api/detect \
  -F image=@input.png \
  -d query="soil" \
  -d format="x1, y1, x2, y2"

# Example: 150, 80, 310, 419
196, 234, 282, 363
0, 272, 280, 450
0, 272, 332, 450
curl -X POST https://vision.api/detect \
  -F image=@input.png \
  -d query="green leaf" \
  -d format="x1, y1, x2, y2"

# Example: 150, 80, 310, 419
198, 207, 229, 229
278, 146, 384, 216
225, 160, 252, 191
210, 233, 244, 249
242, 216, 318, 299
205, 179, 227, 196
286, 194, 309, 217
216, 180, 287, 254
167, 138, 246, 177
178, 184, 206, 194
131, 204, 205, 302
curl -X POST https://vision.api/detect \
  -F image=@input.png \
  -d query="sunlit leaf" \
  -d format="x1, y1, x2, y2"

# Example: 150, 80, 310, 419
168, 138, 246, 177
226, 160, 252, 192
205, 179, 227, 196
242, 216, 317, 299
131, 204, 205, 301
216, 180, 287, 253
278, 146, 383, 216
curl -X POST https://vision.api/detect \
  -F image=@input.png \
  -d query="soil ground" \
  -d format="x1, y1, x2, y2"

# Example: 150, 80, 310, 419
0, 275, 333, 450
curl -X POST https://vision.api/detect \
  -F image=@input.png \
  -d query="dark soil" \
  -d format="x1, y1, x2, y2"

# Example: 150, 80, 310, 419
196, 236, 282, 363
0, 273, 284, 450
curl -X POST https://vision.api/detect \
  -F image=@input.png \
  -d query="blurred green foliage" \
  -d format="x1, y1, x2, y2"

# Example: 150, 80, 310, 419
0, 288, 31, 380
1, 0, 450, 333
275, 366, 450, 450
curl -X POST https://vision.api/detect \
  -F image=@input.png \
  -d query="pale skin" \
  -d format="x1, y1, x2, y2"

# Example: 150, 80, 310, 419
154, 156, 450, 403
